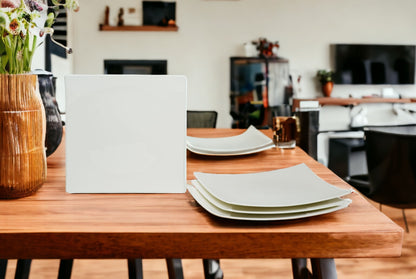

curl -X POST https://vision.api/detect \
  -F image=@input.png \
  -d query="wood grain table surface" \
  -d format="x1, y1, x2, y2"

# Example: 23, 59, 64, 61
0, 129, 403, 260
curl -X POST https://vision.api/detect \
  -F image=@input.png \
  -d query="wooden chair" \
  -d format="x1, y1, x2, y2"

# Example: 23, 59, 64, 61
348, 126, 416, 232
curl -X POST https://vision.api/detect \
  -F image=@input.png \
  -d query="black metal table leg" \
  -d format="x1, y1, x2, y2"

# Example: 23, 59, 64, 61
14, 259, 32, 279
127, 259, 143, 279
291, 258, 312, 279
58, 259, 74, 279
203, 259, 223, 279
0, 259, 7, 279
166, 258, 184, 279
311, 258, 337, 279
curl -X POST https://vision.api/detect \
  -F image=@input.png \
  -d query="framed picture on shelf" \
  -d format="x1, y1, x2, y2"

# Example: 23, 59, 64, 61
142, 1, 176, 26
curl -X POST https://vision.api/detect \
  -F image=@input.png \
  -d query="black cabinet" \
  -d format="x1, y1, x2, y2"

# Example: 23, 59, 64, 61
230, 57, 290, 128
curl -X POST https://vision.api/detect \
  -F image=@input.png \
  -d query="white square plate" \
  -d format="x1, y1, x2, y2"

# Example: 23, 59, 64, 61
191, 180, 350, 214
187, 184, 351, 221
194, 164, 352, 207
65, 75, 187, 193
186, 125, 274, 155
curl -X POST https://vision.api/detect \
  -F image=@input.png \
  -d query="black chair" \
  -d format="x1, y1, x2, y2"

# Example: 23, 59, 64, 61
186, 110, 223, 279
0, 260, 6, 279
187, 110, 218, 128
0, 259, 72, 279
348, 126, 416, 232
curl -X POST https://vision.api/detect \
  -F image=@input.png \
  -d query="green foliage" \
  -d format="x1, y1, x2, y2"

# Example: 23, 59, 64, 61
316, 69, 334, 84
0, 0, 79, 74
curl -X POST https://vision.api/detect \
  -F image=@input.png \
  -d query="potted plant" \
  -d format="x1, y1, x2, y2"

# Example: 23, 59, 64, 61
0, 0, 79, 199
316, 69, 334, 97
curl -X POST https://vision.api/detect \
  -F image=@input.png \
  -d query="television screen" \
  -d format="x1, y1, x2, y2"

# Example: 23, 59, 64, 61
333, 44, 416, 84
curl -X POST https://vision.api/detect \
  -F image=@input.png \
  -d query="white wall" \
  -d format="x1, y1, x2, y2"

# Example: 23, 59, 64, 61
66, 0, 416, 127
31, 24, 72, 115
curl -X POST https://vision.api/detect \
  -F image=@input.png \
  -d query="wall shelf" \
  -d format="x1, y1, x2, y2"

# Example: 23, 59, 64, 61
293, 97, 416, 110
99, 25, 178, 32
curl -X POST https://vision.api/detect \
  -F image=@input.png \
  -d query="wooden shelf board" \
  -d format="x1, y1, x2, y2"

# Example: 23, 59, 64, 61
293, 97, 416, 109
99, 25, 178, 32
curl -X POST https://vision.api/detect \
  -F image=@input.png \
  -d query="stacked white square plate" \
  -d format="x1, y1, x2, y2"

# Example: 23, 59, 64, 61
187, 164, 352, 221
186, 126, 275, 156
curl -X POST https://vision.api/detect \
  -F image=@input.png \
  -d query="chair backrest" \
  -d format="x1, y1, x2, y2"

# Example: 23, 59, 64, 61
364, 126, 416, 208
187, 110, 218, 128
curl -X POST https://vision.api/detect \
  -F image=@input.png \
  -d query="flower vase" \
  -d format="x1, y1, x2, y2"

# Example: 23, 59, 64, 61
0, 74, 47, 199
322, 81, 334, 97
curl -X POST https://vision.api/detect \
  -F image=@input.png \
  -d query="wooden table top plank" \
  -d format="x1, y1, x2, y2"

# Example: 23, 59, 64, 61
0, 129, 403, 259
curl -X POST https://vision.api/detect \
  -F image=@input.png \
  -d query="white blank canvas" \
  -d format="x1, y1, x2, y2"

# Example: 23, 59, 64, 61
65, 75, 187, 193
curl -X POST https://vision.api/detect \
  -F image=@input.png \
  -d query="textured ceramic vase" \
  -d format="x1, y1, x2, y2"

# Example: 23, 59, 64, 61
0, 74, 47, 199
35, 70, 63, 157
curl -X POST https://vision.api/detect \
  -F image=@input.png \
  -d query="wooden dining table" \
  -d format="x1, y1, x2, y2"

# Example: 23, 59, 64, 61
0, 129, 403, 279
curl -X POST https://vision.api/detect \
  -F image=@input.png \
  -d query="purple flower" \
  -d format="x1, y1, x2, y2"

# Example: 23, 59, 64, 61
24, 0, 44, 12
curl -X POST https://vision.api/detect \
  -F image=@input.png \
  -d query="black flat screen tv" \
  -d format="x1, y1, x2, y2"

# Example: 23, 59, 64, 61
333, 44, 416, 85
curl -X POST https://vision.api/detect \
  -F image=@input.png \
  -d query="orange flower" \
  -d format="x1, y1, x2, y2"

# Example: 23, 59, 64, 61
9, 17, 19, 34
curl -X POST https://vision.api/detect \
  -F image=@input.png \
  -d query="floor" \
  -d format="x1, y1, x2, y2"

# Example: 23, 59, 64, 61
4, 203, 416, 278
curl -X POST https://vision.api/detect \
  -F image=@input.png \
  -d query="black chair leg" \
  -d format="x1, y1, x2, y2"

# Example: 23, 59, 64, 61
58, 259, 74, 279
402, 209, 409, 233
291, 258, 312, 279
127, 259, 143, 279
166, 258, 184, 279
0, 259, 7, 279
310, 258, 337, 279
14, 259, 32, 279
203, 259, 223, 279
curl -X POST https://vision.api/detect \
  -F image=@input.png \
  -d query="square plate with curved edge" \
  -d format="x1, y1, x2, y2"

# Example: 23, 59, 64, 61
187, 184, 352, 221
191, 180, 351, 214
186, 125, 275, 155
186, 142, 275, 156
194, 163, 353, 207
